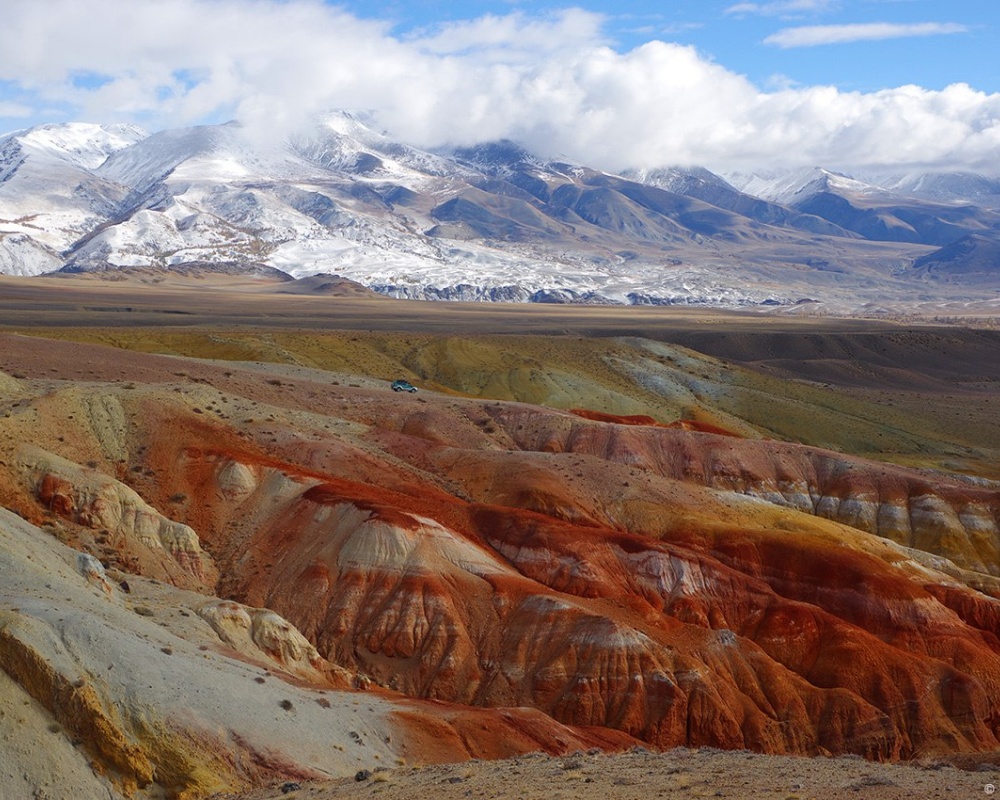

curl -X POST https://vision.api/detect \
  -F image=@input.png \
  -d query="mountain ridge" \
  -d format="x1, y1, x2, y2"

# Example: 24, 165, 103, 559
1, 114, 999, 308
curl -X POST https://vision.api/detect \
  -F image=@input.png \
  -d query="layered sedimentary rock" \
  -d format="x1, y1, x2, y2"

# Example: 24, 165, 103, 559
16, 444, 217, 590
198, 467, 1000, 759
1, 332, 1000, 792
0, 506, 625, 799
493, 406, 1000, 574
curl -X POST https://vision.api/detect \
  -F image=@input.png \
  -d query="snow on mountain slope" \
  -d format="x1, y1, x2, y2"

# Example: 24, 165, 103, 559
0, 123, 146, 274
0, 234, 60, 277
97, 122, 318, 192
864, 171, 1000, 207
11, 122, 146, 170
293, 111, 471, 185
62, 116, 455, 276
724, 167, 882, 205
3, 114, 1000, 306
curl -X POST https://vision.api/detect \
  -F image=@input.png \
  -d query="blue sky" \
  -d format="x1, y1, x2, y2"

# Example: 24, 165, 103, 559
0, 0, 997, 174
343, 0, 996, 94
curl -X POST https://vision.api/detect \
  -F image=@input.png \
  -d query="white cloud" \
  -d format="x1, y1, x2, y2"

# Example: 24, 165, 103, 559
409, 9, 606, 56
0, 0, 997, 174
0, 101, 32, 118
725, 1, 838, 17
765, 21, 969, 47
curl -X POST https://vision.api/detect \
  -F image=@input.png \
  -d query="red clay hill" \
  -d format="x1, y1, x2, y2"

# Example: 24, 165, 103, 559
2, 329, 1000, 797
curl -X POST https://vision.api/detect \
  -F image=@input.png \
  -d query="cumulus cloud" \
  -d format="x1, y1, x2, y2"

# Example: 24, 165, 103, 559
0, 0, 998, 173
765, 22, 969, 48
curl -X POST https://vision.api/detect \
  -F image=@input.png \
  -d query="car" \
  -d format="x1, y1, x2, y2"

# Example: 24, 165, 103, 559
391, 379, 418, 393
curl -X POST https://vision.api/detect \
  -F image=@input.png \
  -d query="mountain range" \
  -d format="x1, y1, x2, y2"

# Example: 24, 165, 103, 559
2, 113, 999, 309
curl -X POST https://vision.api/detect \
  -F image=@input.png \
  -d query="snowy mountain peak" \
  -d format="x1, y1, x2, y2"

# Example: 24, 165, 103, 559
317, 109, 382, 139
814, 169, 881, 196
7, 122, 147, 170
859, 171, 1000, 207
623, 165, 733, 194
292, 113, 470, 183
725, 167, 880, 204
450, 140, 543, 176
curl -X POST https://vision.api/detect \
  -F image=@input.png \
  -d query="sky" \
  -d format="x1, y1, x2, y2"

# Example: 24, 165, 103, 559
0, 0, 998, 174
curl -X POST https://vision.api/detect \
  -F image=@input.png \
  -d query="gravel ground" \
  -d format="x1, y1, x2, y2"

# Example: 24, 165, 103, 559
227, 747, 1000, 800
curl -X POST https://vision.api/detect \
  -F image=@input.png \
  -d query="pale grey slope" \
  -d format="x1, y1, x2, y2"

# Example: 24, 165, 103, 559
864, 171, 1000, 208
0, 505, 400, 798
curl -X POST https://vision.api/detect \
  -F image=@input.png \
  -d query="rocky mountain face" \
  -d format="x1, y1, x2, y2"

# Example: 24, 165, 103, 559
3, 325, 1000, 796
2, 116, 999, 307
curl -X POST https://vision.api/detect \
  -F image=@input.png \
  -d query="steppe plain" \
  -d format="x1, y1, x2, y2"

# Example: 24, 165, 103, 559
2, 270, 1000, 799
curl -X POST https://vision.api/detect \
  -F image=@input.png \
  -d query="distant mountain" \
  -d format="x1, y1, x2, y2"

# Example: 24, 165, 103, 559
727, 167, 1000, 245
866, 171, 1000, 208
911, 233, 1000, 283
627, 166, 855, 237
2, 114, 999, 307
726, 167, 876, 205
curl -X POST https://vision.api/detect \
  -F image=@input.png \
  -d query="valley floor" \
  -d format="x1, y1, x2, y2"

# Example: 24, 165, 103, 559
233, 747, 999, 800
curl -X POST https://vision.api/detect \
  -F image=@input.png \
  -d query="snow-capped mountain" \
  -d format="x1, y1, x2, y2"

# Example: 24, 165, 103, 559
865, 171, 1000, 208
728, 166, 1000, 248
724, 168, 888, 206
2, 114, 1000, 306
0, 122, 145, 275
729, 167, 1000, 209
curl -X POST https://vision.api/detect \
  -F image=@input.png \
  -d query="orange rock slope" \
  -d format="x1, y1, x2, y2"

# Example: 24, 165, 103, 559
2, 332, 1000, 778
